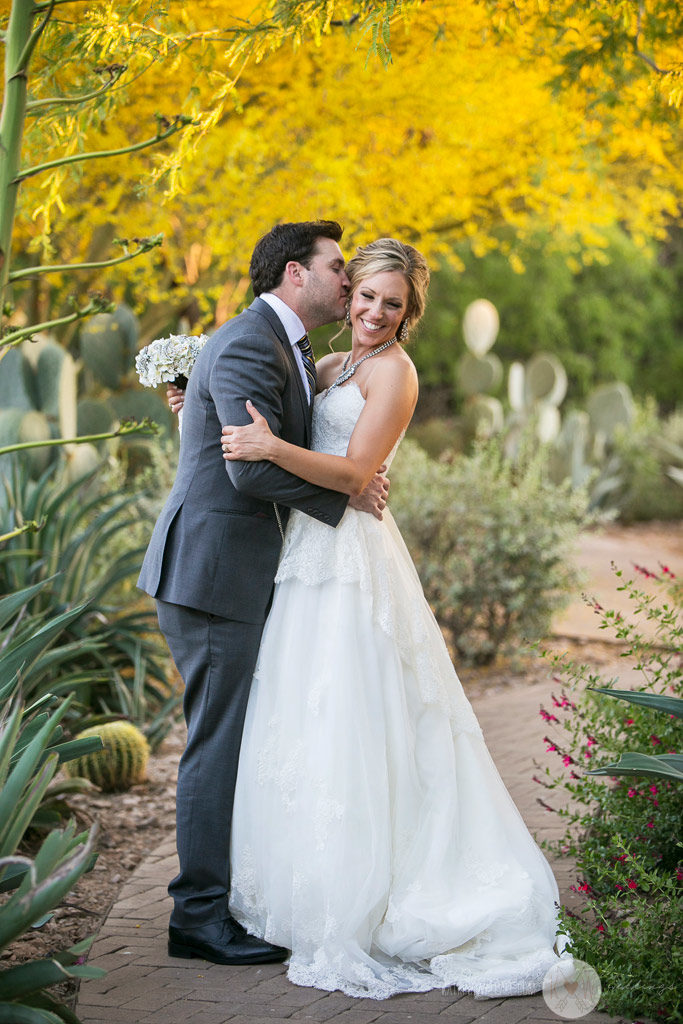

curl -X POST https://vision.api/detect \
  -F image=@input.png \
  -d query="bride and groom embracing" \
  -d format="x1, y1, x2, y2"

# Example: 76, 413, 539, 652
138, 221, 564, 1000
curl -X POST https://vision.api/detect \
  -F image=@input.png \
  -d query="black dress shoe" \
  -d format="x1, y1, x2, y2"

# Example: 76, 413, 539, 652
168, 917, 288, 965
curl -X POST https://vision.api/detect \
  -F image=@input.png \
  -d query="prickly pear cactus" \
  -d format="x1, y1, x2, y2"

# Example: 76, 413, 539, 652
586, 382, 634, 442
65, 721, 150, 792
18, 409, 55, 476
80, 304, 140, 389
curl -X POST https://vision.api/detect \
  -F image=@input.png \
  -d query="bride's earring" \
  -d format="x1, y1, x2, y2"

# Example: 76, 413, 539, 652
399, 320, 409, 342
345, 305, 352, 328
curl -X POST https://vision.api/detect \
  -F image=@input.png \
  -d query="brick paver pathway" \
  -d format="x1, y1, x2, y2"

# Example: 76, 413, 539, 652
79, 522, 683, 1023
75, 677, 630, 1024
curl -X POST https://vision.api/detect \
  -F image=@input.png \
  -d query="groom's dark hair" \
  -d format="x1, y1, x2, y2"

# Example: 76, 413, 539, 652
249, 220, 343, 296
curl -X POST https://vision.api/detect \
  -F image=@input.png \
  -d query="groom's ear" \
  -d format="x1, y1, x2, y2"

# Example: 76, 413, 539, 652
284, 260, 305, 288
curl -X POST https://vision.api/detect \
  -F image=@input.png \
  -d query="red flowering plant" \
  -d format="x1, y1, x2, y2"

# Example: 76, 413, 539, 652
534, 563, 682, 1022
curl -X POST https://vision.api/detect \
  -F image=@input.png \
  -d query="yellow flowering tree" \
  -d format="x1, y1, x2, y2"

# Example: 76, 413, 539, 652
3, 0, 681, 336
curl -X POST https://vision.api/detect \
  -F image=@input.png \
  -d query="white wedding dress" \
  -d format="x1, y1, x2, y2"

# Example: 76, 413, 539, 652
229, 382, 563, 999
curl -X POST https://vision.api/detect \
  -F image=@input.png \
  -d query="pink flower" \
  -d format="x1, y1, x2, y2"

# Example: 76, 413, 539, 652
615, 883, 625, 891
676, 869, 683, 881
584, 750, 592, 760
596, 923, 605, 932
651, 734, 662, 745
649, 785, 658, 794
628, 788, 638, 797
624, 718, 635, 726
627, 879, 638, 890
646, 821, 655, 829
562, 755, 575, 767
586, 736, 597, 747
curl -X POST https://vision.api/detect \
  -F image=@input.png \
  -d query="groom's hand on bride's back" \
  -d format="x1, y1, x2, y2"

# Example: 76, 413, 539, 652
348, 467, 389, 521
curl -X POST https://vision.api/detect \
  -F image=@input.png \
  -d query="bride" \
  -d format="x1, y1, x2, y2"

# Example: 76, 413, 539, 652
217, 238, 565, 1000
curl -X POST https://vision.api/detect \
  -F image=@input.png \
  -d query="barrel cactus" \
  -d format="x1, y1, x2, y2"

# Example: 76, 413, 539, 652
65, 721, 150, 791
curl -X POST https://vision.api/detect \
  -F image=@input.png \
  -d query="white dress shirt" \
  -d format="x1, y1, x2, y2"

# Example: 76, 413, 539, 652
260, 293, 312, 401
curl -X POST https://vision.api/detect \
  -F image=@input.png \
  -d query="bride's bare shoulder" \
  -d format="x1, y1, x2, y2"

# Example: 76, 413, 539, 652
316, 351, 348, 389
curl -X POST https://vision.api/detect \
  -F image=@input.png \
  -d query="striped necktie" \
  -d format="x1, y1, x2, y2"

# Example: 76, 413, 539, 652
297, 334, 316, 403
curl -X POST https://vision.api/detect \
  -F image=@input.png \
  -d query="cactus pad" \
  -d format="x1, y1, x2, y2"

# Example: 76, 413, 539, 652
525, 353, 567, 407
462, 299, 499, 357
586, 382, 635, 440
463, 395, 504, 438
458, 352, 503, 396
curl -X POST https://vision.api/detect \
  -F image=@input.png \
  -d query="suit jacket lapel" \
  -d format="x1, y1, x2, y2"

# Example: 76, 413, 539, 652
249, 297, 312, 446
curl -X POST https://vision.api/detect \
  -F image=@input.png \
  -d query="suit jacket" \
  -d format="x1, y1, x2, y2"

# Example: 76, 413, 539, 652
137, 298, 348, 622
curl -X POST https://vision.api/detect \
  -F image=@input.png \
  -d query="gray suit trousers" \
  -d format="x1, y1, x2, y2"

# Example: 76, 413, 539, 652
156, 599, 265, 928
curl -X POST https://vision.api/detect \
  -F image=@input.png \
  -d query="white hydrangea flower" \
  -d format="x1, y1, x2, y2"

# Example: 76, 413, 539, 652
135, 334, 209, 388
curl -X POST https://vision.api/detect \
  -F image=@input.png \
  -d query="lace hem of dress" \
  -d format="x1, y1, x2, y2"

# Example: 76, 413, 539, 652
283, 946, 563, 1001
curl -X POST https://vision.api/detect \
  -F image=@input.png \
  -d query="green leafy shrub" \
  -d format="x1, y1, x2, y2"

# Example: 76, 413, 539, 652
536, 565, 682, 1022
389, 437, 589, 664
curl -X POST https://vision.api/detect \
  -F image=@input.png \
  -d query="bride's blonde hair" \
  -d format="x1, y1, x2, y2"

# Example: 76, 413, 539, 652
346, 238, 430, 334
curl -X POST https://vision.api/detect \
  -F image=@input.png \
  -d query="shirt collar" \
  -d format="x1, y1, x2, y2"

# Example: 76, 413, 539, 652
259, 293, 306, 347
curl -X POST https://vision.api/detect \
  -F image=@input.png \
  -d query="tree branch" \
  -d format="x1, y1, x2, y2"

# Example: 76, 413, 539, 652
0, 297, 113, 349
32, 0, 93, 9
17, 0, 54, 72
8, 235, 163, 282
0, 520, 44, 544
26, 64, 127, 113
0, 419, 160, 458
14, 115, 194, 182
634, 2, 668, 76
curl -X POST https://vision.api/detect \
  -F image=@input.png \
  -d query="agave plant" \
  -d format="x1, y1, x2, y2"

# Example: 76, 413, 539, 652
586, 687, 683, 782
0, 459, 178, 748
0, 697, 105, 1022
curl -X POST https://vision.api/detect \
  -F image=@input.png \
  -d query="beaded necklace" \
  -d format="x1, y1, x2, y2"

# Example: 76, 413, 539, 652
326, 336, 397, 395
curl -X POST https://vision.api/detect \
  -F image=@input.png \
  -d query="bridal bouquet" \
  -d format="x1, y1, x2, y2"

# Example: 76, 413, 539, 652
135, 333, 209, 389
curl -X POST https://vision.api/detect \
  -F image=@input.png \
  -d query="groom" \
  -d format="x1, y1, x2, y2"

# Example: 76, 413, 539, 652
138, 221, 388, 966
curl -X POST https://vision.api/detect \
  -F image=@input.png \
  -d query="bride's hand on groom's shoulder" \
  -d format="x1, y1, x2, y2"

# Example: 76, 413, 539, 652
167, 384, 185, 415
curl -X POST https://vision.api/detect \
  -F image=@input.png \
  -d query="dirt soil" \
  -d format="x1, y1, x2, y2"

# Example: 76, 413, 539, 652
2, 521, 680, 1006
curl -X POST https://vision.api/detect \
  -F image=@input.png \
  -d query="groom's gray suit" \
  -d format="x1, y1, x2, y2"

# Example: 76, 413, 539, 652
138, 297, 348, 928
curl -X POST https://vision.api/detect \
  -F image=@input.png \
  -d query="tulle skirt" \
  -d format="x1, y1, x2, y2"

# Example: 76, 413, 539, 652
229, 508, 562, 999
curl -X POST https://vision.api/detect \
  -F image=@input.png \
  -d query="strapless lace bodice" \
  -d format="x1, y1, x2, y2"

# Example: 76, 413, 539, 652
310, 381, 402, 465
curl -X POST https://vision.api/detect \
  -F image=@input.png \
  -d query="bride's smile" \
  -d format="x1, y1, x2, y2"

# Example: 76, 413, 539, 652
349, 270, 409, 353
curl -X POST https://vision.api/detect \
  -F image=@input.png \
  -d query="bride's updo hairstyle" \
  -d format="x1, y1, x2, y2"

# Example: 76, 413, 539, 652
345, 238, 430, 338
